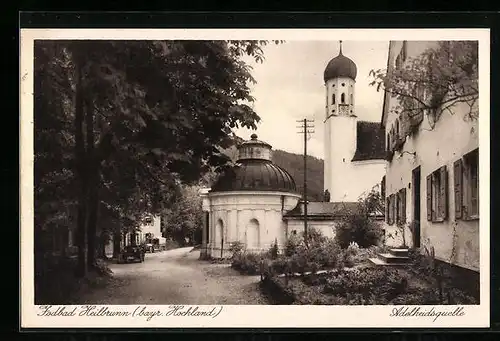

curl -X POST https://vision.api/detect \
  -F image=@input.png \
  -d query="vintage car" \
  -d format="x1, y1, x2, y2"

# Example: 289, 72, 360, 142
118, 245, 145, 263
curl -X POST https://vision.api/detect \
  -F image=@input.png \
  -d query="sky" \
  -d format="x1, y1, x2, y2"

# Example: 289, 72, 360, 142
234, 40, 390, 159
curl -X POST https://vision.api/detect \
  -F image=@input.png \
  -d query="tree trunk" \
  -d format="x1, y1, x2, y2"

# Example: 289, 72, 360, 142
74, 50, 88, 278
86, 187, 98, 268
84, 93, 99, 270
98, 232, 107, 259
113, 231, 121, 258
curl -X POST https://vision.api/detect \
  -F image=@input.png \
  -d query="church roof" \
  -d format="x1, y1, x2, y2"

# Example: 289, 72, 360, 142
324, 50, 357, 82
283, 201, 361, 220
351, 121, 386, 162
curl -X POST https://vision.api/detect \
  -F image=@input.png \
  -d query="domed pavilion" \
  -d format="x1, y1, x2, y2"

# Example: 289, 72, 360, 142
200, 134, 301, 259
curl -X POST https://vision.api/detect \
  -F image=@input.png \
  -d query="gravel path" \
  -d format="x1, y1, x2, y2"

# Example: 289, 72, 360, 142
75, 247, 268, 305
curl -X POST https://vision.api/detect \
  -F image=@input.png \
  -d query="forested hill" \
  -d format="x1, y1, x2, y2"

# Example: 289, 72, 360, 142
273, 149, 324, 201
219, 143, 324, 201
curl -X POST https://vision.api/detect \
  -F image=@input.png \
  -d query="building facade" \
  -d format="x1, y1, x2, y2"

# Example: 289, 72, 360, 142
381, 41, 479, 274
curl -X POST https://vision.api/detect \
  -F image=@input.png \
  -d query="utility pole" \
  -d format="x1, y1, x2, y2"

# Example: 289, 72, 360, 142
296, 118, 315, 243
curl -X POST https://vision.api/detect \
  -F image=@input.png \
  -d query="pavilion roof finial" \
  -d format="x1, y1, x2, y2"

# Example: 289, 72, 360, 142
339, 40, 343, 55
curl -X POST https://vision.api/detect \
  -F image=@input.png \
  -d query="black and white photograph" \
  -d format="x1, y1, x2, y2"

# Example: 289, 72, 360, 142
20, 28, 490, 328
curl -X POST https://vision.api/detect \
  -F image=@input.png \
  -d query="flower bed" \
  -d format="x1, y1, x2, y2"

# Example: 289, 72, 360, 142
262, 266, 478, 305
231, 229, 389, 277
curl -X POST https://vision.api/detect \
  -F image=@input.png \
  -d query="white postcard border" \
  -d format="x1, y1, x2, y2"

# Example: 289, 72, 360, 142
20, 28, 491, 329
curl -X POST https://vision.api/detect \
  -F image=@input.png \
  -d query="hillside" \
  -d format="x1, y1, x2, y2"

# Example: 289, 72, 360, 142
216, 142, 324, 201
273, 149, 324, 201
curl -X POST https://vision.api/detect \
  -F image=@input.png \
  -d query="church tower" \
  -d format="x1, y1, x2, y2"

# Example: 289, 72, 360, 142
323, 41, 359, 202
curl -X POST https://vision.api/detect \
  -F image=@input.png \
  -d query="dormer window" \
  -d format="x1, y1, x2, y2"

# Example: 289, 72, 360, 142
342, 83, 346, 87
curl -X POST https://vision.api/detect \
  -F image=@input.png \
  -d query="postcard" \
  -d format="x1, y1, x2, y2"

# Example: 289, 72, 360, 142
20, 27, 490, 328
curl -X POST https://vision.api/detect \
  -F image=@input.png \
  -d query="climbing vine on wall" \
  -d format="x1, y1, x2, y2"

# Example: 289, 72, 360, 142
369, 41, 478, 130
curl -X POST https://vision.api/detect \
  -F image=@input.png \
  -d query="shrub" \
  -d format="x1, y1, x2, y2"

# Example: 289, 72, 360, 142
284, 232, 302, 257
335, 190, 385, 249
307, 238, 345, 270
231, 252, 262, 275
229, 241, 245, 258
302, 227, 327, 248
323, 267, 409, 300
278, 236, 345, 275
267, 238, 279, 260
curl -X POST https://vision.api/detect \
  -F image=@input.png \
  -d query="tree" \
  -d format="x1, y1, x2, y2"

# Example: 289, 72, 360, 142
369, 41, 478, 129
34, 40, 282, 278
162, 185, 204, 246
335, 189, 385, 248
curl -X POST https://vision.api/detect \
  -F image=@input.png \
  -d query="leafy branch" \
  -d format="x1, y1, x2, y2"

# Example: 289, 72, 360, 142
369, 41, 478, 129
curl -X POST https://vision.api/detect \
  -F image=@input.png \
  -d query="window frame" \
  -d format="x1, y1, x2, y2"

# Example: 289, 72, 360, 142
462, 148, 479, 220
426, 166, 449, 223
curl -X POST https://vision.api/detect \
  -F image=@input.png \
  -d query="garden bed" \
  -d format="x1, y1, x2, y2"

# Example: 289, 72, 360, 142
262, 266, 478, 305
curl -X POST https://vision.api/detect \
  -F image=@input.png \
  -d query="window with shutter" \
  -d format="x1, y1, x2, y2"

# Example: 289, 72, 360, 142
426, 175, 432, 221
463, 148, 479, 219
454, 159, 463, 219
427, 166, 449, 222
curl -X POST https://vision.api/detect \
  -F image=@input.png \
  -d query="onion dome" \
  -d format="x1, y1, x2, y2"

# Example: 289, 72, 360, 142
323, 41, 357, 82
210, 134, 297, 193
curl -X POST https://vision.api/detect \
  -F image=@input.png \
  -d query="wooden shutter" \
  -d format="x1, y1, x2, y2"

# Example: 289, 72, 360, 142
454, 159, 463, 219
439, 166, 448, 220
389, 194, 392, 224
389, 194, 394, 225
395, 192, 399, 225
426, 174, 432, 221
381, 176, 386, 199
389, 128, 393, 151
385, 197, 390, 223
392, 194, 398, 224
390, 126, 395, 150
401, 188, 407, 224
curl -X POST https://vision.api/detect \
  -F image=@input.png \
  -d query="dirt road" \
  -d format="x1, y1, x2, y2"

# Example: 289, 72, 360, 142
75, 247, 268, 305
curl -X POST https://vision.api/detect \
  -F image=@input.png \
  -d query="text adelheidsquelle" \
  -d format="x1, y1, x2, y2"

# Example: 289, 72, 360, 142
390, 306, 466, 322
37, 305, 223, 321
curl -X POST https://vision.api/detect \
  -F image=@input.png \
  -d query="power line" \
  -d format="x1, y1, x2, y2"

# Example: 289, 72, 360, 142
296, 118, 314, 243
